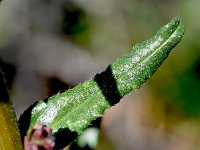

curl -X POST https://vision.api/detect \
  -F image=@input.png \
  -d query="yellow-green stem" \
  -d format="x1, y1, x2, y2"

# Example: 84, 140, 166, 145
0, 67, 23, 150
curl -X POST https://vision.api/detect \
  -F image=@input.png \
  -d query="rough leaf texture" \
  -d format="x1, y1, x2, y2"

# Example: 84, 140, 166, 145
19, 18, 185, 149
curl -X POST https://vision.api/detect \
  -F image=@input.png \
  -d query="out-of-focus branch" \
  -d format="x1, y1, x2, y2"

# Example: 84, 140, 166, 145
0, 66, 23, 150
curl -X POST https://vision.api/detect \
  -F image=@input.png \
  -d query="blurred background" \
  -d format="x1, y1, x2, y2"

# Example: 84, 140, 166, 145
0, 0, 200, 149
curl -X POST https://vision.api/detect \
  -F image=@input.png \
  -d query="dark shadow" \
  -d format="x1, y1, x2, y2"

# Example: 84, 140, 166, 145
18, 97, 79, 149
195, 60, 200, 79
0, 59, 16, 103
18, 100, 40, 140
46, 77, 72, 97
18, 97, 52, 140
0, 59, 16, 89
18, 65, 121, 148
18, 97, 55, 141
70, 144, 91, 150
0, 66, 9, 103
69, 117, 102, 150
88, 117, 101, 128
61, 0, 89, 35
43, 97, 49, 104
94, 65, 122, 106
53, 127, 78, 149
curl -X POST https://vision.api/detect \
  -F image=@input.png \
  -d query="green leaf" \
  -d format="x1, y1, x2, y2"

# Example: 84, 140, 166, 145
19, 18, 184, 148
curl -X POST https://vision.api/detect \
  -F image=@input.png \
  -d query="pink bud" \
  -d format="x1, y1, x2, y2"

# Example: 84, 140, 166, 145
24, 123, 56, 150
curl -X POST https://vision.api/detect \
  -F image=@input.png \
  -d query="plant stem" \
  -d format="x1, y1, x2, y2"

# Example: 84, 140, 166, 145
0, 66, 23, 150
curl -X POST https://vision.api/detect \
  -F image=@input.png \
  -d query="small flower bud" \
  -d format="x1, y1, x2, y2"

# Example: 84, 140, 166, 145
24, 123, 55, 150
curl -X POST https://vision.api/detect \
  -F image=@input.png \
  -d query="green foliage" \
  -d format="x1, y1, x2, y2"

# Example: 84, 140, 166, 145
19, 18, 184, 148
166, 59, 200, 117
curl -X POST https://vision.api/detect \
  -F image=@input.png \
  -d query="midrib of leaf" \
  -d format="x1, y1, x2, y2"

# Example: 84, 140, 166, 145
19, 18, 184, 148
49, 83, 109, 133
30, 80, 108, 132
45, 19, 184, 133
111, 19, 184, 96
